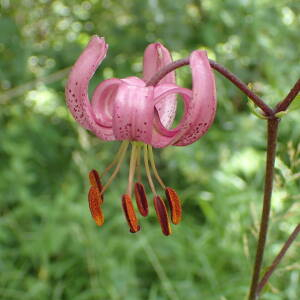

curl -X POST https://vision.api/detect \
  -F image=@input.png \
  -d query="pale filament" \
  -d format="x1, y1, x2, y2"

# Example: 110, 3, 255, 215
143, 144, 157, 195
100, 141, 129, 196
100, 141, 128, 178
135, 144, 142, 183
148, 145, 166, 189
127, 142, 139, 196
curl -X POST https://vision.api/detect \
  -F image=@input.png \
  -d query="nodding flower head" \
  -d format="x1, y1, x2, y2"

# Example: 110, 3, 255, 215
66, 36, 216, 235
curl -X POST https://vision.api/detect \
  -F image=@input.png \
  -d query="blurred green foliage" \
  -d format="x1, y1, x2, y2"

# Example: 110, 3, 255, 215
0, 0, 299, 299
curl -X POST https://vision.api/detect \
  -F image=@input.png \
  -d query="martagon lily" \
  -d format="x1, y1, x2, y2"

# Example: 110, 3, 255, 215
65, 36, 216, 236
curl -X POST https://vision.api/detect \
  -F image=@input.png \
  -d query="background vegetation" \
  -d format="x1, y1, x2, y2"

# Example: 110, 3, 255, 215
0, 0, 299, 299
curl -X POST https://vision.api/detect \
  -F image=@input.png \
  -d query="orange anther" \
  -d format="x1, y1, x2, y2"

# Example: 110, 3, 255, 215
122, 194, 140, 233
153, 196, 172, 236
165, 187, 182, 225
88, 186, 104, 226
89, 169, 104, 203
134, 182, 148, 217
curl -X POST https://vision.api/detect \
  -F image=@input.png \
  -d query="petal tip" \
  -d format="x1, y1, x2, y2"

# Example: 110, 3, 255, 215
88, 35, 108, 52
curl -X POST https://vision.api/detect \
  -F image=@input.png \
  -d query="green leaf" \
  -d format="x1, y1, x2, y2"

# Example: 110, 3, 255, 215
247, 99, 268, 119
274, 110, 288, 118
288, 95, 300, 112
275, 95, 300, 118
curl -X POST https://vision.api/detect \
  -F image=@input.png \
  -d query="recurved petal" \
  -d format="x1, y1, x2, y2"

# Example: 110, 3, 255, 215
153, 84, 192, 137
143, 43, 175, 83
150, 84, 192, 148
173, 50, 217, 146
91, 76, 145, 129
112, 83, 154, 144
65, 35, 115, 141
121, 76, 146, 87
143, 43, 177, 129
91, 78, 122, 128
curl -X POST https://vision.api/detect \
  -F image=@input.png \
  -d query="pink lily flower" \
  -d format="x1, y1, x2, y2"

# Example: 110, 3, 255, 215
66, 36, 216, 235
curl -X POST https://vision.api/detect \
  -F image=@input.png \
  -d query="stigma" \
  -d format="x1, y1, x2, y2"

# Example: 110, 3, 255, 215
87, 141, 182, 236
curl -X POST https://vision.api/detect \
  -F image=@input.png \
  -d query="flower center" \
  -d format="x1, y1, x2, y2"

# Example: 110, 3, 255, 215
87, 141, 182, 235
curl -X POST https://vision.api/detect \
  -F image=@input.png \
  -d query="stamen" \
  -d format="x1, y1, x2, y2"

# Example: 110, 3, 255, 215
88, 186, 104, 226
127, 143, 138, 196
89, 169, 104, 203
135, 145, 142, 183
122, 194, 140, 233
134, 182, 148, 217
143, 144, 157, 195
153, 196, 172, 236
148, 145, 166, 189
100, 141, 128, 178
100, 141, 129, 196
165, 187, 182, 225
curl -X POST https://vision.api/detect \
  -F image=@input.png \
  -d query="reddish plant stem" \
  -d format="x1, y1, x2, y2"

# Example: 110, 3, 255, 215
146, 57, 274, 116
146, 57, 299, 299
146, 58, 188, 87
257, 223, 300, 295
275, 78, 300, 113
208, 60, 273, 116
248, 118, 280, 300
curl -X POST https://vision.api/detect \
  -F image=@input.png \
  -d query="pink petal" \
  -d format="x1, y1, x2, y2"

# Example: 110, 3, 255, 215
150, 84, 192, 148
153, 84, 192, 137
143, 43, 177, 129
121, 76, 146, 87
91, 78, 122, 128
143, 43, 175, 83
173, 50, 217, 146
112, 83, 155, 144
65, 36, 115, 140
91, 77, 145, 128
